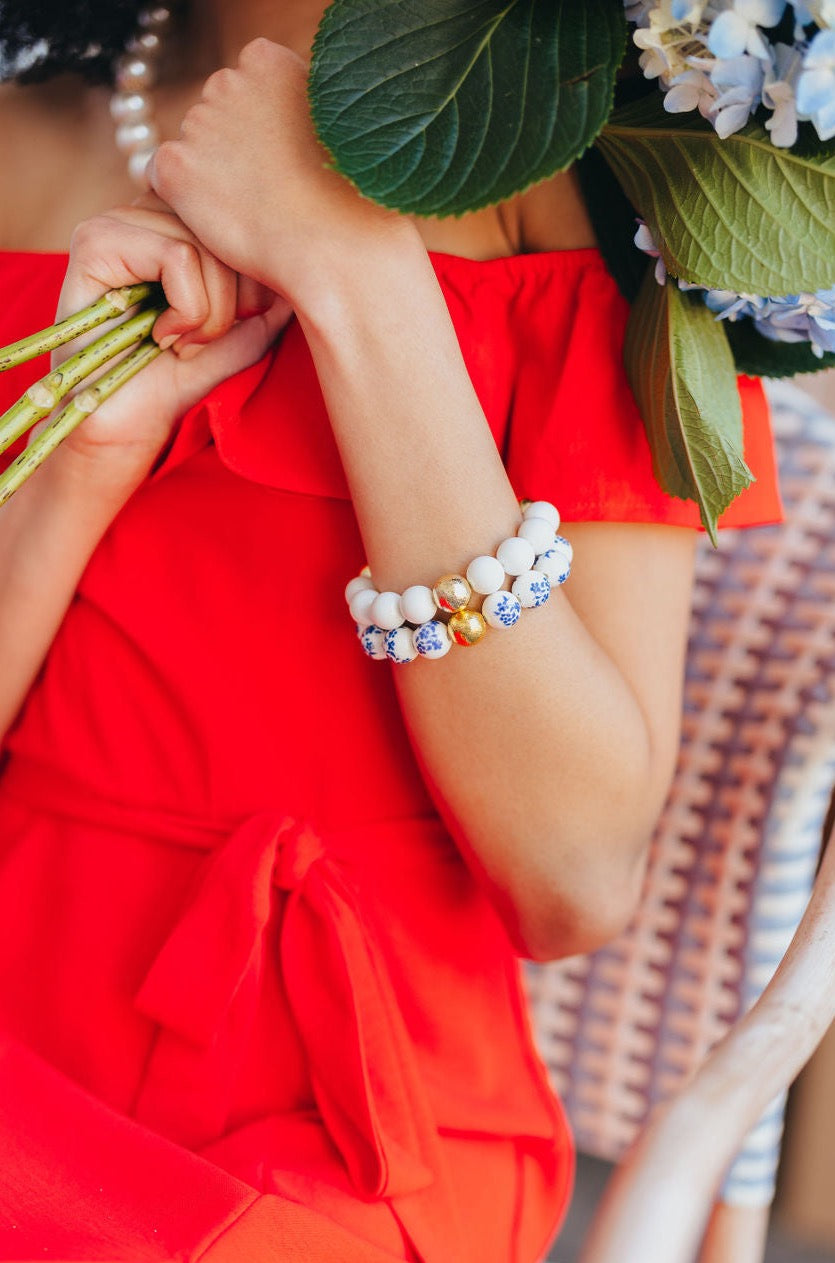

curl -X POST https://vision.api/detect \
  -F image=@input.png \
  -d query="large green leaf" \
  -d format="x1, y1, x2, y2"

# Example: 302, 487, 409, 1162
597, 95, 835, 294
624, 270, 753, 544
309, 0, 626, 216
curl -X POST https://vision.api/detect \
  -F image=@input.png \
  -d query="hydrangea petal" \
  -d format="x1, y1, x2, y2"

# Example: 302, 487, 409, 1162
709, 10, 751, 57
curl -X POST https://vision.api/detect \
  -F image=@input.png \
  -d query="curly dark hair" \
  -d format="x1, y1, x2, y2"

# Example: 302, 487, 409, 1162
0, 1, 151, 84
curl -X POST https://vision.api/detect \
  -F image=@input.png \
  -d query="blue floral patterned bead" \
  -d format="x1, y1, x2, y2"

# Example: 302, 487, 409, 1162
358, 624, 387, 660
552, 534, 574, 563
482, 591, 522, 629
511, 570, 551, 608
413, 620, 453, 659
535, 547, 571, 587
384, 626, 419, 664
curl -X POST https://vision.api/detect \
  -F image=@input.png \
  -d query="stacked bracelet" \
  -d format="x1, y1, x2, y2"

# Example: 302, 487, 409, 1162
344, 500, 572, 665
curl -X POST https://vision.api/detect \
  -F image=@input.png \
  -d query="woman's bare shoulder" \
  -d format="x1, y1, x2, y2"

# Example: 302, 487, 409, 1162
413, 168, 598, 262
514, 168, 598, 253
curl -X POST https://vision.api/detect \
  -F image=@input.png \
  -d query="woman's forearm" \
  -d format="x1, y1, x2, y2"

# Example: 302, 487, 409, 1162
294, 227, 694, 958
0, 450, 129, 737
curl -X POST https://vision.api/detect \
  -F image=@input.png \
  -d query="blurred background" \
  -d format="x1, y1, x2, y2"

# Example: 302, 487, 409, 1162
548, 370, 835, 1263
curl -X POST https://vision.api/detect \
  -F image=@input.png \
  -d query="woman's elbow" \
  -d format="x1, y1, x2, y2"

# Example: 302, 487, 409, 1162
509, 838, 650, 963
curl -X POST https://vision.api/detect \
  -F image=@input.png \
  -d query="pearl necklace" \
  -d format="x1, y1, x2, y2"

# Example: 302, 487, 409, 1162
110, 6, 175, 186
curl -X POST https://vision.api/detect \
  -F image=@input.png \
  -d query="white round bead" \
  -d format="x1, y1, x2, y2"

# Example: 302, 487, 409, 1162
400, 584, 437, 626
139, 5, 174, 29
358, 625, 387, 660
511, 570, 551, 608
127, 148, 156, 185
115, 120, 159, 153
115, 55, 155, 91
496, 536, 536, 577
534, 550, 571, 587
384, 626, 419, 664
127, 31, 163, 58
482, 590, 522, 629
523, 500, 560, 530
413, 620, 453, 659
466, 554, 505, 596
109, 92, 151, 123
551, 534, 574, 565
348, 587, 379, 627
517, 515, 556, 554
344, 574, 376, 604
371, 591, 405, 631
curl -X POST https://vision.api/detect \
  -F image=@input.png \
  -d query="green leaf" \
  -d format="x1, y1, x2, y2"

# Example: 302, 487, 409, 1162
623, 270, 753, 544
309, 0, 626, 217
597, 95, 835, 294
725, 317, 835, 379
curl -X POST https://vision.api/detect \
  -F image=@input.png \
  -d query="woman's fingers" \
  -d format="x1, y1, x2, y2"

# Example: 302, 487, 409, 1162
236, 274, 276, 320
171, 294, 293, 400
153, 246, 237, 354
59, 210, 239, 359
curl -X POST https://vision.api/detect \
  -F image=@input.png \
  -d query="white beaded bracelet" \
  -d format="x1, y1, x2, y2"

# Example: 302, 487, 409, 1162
346, 499, 571, 663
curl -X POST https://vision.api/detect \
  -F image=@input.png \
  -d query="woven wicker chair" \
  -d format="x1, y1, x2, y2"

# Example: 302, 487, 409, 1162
528, 381, 835, 1263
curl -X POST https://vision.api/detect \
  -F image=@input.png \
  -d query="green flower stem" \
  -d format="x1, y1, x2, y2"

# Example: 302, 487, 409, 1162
0, 303, 164, 458
0, 337, 162, 508
0, 284, 159, 372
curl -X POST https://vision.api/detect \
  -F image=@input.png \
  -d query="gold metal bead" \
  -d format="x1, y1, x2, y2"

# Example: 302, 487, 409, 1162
432, 573, 472, 613
360, 564, 372, 578
519, 498, 532, 514
448, 609, 487, 646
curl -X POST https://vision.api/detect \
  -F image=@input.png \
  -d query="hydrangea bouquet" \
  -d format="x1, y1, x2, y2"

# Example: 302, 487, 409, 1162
2, 0, 834, 539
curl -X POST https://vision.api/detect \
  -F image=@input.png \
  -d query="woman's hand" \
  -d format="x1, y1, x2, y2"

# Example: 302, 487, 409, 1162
148, 39, 417, 316
50, 196, 291, 502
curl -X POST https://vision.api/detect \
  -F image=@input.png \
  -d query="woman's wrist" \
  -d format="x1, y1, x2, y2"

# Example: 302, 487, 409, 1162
282, 215, 429, 335
31, 438, 143, 525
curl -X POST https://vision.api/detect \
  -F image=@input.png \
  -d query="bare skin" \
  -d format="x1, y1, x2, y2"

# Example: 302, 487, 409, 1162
0, 2, 697, 960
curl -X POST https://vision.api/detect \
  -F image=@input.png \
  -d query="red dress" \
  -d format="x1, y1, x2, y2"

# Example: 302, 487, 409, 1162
0, 247, 780, 1263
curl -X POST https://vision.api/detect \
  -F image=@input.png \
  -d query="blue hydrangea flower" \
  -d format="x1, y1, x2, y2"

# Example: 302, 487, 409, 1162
796, 28, 835, 139
792, 2, 835, 28
635, 222, 835, 357
763, 42, 804, 145
709, 53, 767, 134
624, 0, 835, 144
634, 221, 668, 284
708, 1, 788, 60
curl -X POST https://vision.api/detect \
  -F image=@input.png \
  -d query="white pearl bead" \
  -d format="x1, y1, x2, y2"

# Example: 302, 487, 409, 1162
109, 92, 151, 123
466, 554, 505, 596
371, 591, 405, 631
534, 550, 570, 586
496, 536, 536, 576
523, 500, 560, 530
344, 574, 375, 604
384, 626, 419, 664
401, 584, 437, 626
517, 515, 555, 555
482, 590, 522, 629
139, 5, 173, 28
128, 31, 162, 56
414, 620, 453, 659
116, 55, 155, 91
127, 148, 156, 186
115, 121, 159, 153
358, 625, 387, 660
511, 570, 551, 608
348, 587, 379, 627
